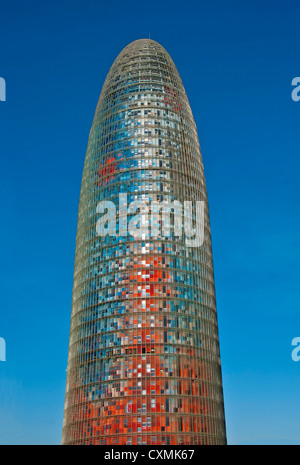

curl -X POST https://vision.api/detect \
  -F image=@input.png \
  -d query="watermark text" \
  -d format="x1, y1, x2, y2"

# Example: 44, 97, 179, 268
96, 195, 205, 247
0, 337, 6, 362
0, 78, 6, 101
291, 77, 300, 102
291, 337, 300, 362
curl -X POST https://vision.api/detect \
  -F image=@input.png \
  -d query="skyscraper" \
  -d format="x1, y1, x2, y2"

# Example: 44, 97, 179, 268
62, 39, 226, 445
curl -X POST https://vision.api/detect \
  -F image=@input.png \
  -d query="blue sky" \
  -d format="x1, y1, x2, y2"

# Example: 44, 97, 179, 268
0, 0, 300, 445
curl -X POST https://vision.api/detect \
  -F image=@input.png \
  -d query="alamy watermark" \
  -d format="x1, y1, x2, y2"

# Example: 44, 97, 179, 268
96, 194, 205, 247
0, 77, 6, 101
291, 77, 300, 102
0, 337, 6, 362
291, 337, 300, 362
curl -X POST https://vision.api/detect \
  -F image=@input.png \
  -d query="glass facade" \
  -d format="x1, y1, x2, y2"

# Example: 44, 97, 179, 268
62, 39, 226, 445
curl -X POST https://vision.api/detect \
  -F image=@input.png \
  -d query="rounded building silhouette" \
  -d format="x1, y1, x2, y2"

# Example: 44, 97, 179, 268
62, 39, 226, 445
